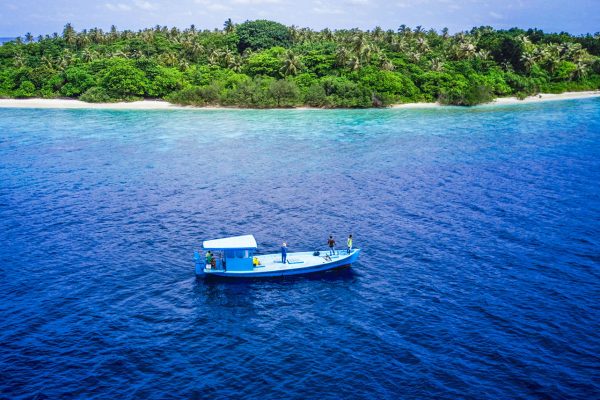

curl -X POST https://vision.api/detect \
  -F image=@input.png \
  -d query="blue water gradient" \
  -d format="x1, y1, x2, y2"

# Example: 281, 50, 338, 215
1, 100, 599, 399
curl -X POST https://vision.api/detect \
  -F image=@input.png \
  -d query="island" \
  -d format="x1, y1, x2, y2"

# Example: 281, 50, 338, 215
0, 19, 599, 108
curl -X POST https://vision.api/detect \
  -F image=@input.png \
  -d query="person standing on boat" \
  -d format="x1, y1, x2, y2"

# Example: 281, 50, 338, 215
328, 235, 336, 255
205, 250, 213, 269
347, 234, 353, 254
281, 242, 288, 264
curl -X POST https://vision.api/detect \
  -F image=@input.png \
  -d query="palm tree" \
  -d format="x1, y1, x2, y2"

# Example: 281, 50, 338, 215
540, 43, 561, 74
90, 28, 104, 44
348, 32, 373, 66
455, 39, 476, 60
348, 56, 361, 71
415, 36, 430, 53
178, 58, 190, 71
288, 25, 300, 43
111, 50, 128, 59
169, 27, 180, 38
223, 49, 237, 68
398, 24, 410, 36
379, 55, 395, 71
521, 51, 537, 73
130, 49, 144, 59
335, 47, 351, 67
475, 49, 490, 61
25, 32, 34, 43
372, 26, 384, 42
208, 49, 223, 66
181, 40, 204, 62
41, 55, 54, 69
140, 30, 154, 44
13, 53, 26, 68
82, 48, 98, 63
280, 50, 302, 76
351, 32, 369, 56
429, 58, 444, 72
76, 34, 90, 49
574, 58, 590, 79
321, 28, 334, 41
360, 43, 373, 64
389, 37, 403, 52
56, 57, 68, 71
234, 60, 244, 73
408, 50, 422, 63
109, 25, 119, 42
63, 23, 76, 46
241, 48, 254, 59
224, 19, 235, 34
160, 52, 179, 67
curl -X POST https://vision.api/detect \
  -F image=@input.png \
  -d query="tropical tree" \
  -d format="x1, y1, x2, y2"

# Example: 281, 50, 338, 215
63, 23, 76, 46
335, 47, 351, 67
268, 79, 299, 106
280, 51, 302, 76
82, 49, 98, 63
236, 20, 291, 52
101, 60, 148, 98
13, 53, 26, 68
224, 19, 235, 34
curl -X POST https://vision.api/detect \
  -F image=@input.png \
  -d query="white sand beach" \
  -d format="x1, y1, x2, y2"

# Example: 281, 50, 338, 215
391, 90, 600, 108
0, 90, 598, 110
491, 91, 600, 105
0, 98, 187, 110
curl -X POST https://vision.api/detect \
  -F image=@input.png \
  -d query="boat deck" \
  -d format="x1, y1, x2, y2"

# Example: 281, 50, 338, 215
205, 250, 357, 275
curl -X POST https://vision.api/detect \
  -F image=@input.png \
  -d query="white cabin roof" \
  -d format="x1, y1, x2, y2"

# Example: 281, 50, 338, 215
203, 234, 257, 250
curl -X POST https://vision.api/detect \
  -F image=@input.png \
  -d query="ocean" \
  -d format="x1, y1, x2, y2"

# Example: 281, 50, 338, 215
1, 100, 599, 399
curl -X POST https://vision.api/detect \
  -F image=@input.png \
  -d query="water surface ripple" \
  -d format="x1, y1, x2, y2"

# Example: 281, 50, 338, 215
1, 100, 599, 399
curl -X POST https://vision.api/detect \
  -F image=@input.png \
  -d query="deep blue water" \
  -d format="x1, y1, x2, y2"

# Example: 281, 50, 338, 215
1, 100, 599, 399
0, 37, 16, 45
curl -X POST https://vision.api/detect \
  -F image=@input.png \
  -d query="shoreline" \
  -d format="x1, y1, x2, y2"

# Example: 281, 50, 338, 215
391, 90, 600, 108
0, 90, 598, 110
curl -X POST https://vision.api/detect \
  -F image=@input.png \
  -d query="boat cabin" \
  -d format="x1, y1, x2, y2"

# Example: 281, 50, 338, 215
202, 234, 257, 272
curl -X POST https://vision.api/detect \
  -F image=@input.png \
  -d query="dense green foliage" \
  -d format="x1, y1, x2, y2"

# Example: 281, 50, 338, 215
1, 21, 599, 107
236, 20, 292, 52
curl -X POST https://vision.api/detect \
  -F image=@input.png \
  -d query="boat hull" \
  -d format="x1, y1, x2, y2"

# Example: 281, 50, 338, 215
198, 249, 360, 278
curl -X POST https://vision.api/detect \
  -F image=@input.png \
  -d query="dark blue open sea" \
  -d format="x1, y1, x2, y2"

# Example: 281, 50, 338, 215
0, 37, 16, 45
1, 99, 599, 399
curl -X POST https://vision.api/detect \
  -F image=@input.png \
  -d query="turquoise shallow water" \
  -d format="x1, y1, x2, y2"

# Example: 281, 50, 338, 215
1, 99, 599, 398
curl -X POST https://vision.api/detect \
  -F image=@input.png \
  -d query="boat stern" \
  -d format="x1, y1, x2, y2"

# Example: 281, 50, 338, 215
194, 250, 205, 277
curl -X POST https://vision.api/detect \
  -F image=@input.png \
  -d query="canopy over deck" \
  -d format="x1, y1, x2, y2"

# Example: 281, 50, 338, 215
203, 235, 257, 250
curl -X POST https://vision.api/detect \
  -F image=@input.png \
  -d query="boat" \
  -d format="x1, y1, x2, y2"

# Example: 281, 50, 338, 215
194, 234, 360, 278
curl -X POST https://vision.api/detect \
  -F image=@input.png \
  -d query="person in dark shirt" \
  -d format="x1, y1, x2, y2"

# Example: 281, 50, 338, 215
327, 235, 336, 256
281, 242, 288, 264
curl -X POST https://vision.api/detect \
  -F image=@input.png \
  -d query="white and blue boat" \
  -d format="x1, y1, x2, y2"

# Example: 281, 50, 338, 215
194, 234, 360, 278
